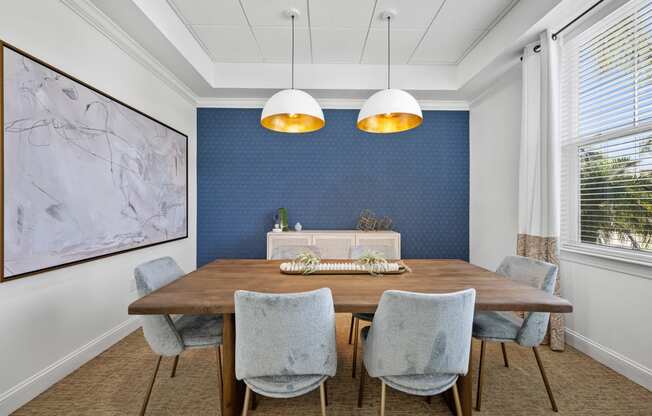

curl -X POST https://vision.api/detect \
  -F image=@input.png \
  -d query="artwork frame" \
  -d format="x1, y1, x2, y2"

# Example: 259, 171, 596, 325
0, 41, 189, 282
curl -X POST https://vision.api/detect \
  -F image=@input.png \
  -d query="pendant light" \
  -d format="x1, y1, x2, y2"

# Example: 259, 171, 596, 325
261, 9, 325, 133
357, 10, 422, 133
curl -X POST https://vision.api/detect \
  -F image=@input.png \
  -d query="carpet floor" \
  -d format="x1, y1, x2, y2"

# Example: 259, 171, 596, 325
13, 314, 652, 415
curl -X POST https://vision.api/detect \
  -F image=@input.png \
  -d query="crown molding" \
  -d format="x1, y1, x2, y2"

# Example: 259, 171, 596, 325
60, 0, 198, 105
196, 97, 469, 111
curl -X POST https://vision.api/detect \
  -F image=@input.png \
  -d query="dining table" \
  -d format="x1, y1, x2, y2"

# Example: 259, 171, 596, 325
128, 258, 573, 416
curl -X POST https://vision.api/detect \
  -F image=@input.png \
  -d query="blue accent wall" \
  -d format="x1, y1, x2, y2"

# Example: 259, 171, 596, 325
197, 108, 468, 266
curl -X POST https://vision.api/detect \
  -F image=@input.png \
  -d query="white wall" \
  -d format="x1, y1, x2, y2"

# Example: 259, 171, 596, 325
0, 1, 197, 413
469, 63, 652, 391
469, 64, 522, 271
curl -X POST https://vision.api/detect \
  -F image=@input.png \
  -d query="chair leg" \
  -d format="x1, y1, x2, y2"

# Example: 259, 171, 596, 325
140, 355, 162, 416
452, 383, 463, 416
357, 365, 366, 407
319, 382, 327, 416
241, 386, 251, 416
352, 317, 360, 378
501, 343, 509, 368
532, 347, 559, 412
170, 355, 179, 378
475, 340, 486, 411
380, 381, 386, 416
216, 347, 223, 415
348, 315, 355, 344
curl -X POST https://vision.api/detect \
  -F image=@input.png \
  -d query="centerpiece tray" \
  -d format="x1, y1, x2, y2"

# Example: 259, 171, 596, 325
280, 261, 410, 275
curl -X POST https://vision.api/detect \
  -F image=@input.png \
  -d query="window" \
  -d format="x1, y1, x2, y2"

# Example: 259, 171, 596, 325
561, 0, 652, 261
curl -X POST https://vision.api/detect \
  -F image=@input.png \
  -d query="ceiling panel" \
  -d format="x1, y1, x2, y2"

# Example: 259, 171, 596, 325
371, 0, 445, 29
311, 29, 367, 63
253, 27, 311, 63
193, 25, 262, 62
170, 0, 248, 26
436, 0, 513, 31
241, 0, 309, 27
410, 26, 484, 64
362, 28, 422, 64
308, 0, 375, 28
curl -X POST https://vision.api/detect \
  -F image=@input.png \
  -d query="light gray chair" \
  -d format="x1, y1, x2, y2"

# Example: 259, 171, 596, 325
270, 245, 321, 260
357, 289, 476, 416
347, 244, 395, 377
235, 288, 337, 416
135, 257, 224, 416
473, 255, 559, 412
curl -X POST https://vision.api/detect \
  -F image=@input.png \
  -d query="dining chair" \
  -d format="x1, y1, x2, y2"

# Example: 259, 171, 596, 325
134, 257, 224, 416
357, 289, 476, 416
347, 244, 394, 378
270, 245, 321, 260
235, 288, 337, 416
473, 255, 559, 412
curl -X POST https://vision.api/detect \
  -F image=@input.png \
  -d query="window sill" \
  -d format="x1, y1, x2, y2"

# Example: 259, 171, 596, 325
560, 243, 652, 280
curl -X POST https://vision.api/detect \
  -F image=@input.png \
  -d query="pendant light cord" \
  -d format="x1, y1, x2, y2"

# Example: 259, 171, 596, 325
291, 14, 295, 90
387, 15, 391, 90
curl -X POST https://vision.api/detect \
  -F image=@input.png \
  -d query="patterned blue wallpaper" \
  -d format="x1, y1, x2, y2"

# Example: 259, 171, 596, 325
197, 108, 469, 266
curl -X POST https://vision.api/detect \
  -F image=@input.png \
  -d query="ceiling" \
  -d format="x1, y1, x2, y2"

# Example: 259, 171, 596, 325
168, 0, 518, 65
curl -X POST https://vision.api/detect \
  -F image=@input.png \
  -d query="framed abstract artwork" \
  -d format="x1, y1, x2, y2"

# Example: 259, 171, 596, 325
1, 42, 188, 281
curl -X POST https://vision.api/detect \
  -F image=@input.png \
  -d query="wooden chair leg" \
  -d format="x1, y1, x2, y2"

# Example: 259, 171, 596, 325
380, 381, 386, 416
357, 365, 366, 407
533, 347, 559, 412
348, 315, 355, 344
452, 383, 463, 416
352, 317, 360, 378
319, 382, 327, 416
501, 343, 509, 368
475, 340, 486, 411
140, 355, 162, 416
216, 347, 223, 415
170, 355, 179, 378
241, 386, 251, 416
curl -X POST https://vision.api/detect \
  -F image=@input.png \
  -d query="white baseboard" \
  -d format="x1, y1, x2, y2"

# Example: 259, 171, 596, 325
565, 328, 652, 391
0, 317, 141, 415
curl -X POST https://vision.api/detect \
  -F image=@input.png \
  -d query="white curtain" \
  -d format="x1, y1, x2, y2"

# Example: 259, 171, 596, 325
519, 30, 564, 351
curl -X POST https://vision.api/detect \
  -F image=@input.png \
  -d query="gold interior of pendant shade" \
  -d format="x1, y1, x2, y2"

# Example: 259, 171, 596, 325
261, 113, 325, 133
357, 112, 423, 134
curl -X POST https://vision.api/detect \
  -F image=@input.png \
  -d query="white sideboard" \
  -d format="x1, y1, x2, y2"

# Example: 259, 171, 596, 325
266, 230, 401, 259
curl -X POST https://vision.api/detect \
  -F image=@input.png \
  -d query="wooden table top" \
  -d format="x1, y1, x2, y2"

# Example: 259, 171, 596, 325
129, 259, 573, 315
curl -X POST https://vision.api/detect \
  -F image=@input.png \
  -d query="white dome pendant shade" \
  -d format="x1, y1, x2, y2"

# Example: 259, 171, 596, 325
261, 89, 325, 133
358, 10, 422, 134
357, 89, 422, 133
261, 9, 324, 133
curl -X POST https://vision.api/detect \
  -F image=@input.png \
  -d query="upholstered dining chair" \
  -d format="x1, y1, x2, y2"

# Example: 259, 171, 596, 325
135, 257, 224, 416
357, 289, 476, 416
473, 255, 559, 412
347, 244, 394, 378
235, 288, 337, 416
270, 245, 322, 260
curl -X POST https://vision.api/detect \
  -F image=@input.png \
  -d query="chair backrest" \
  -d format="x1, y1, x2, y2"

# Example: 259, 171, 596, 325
349, 245, 395, 259
235, 288, 337, 380
270, 245, 321, 260
134, 257, 185, 356
496, 255, 558, 347
363, 289, 476, 378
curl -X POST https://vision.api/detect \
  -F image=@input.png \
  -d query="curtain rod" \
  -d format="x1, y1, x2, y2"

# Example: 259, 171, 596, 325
552, 0, 604, 40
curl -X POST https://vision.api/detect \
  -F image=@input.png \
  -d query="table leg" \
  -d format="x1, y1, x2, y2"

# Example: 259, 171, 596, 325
456, 340, 474, 416
222, 313, 244, 416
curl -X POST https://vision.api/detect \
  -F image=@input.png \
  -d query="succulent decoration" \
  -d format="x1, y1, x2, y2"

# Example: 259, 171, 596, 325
356, 250, 389, 276
294, 250, 321, 275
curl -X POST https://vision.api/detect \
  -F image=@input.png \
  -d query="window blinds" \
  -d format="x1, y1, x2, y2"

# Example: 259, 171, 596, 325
561, 0, 652, 254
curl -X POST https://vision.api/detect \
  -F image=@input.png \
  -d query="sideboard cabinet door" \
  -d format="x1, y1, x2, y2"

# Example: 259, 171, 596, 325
313, 233, 357, 259
266, 234, 313, 259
